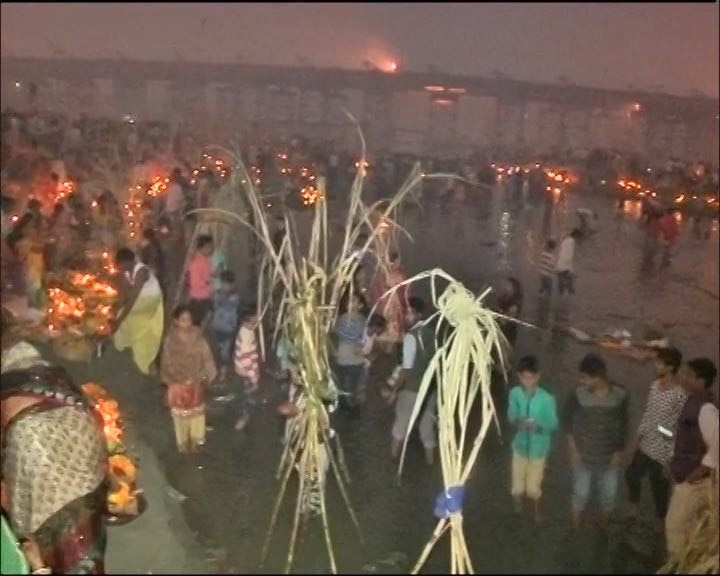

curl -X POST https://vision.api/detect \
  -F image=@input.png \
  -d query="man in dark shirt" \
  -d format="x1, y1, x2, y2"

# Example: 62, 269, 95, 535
564, 354, 629, 529
665, 358, 718, 561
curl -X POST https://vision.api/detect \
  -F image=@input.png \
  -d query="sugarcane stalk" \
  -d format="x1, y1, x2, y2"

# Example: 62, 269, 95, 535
260, 442, 300, 568
285, 437, 309, 574
411, 518, 450, 574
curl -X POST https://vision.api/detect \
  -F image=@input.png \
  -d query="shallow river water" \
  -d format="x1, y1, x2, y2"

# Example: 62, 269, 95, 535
57, 183, 718, 574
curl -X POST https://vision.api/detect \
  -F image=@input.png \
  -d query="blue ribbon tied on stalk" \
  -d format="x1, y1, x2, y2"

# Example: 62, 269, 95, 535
434, 485, 465, 519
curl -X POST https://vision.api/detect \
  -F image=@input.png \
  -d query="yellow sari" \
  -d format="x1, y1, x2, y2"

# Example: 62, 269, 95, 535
113, 264, 164, 374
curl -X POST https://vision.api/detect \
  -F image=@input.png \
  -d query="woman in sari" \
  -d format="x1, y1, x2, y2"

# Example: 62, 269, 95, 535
1, 333, 108, 574
112, 247, 165, 375
369, 252, 408, 353
159, 305, 217, 454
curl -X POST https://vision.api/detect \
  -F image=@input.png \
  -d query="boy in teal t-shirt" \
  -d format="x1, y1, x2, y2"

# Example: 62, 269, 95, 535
507, 355, 559, 523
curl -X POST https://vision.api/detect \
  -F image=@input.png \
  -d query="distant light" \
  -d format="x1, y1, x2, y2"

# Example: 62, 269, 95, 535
424, 85, 446, 93
631, 102, 641, 112
447, 87, 466, 95
432, 98, 454, 106
384, 60, 398, 73
14, 81, 21, 88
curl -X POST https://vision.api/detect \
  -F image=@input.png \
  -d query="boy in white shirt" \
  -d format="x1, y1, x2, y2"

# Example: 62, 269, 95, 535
556, 229, 581, 296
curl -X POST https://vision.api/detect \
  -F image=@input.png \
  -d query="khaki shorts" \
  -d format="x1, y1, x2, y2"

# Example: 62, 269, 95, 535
511, 452, 547, 500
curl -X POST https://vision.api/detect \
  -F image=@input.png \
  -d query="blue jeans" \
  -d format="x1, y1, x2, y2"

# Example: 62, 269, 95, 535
572, 463, 619, 513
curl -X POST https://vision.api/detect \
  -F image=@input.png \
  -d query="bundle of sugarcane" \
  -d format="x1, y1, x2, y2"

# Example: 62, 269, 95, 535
658, 473, 719, 575
189, 117, 451, 574
386, 269, 510, 575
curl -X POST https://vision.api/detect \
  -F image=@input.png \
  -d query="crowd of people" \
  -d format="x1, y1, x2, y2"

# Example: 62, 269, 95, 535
0, 106, 718, 574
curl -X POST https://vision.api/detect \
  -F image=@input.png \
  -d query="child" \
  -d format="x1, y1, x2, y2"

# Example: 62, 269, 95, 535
507, 355, 558, 523
357, 313, 387, 405
211, 270, 240, 386
333, 291, 370, 410
160, 305, 218, 454
233, 304, 261, 431
187, 234, 215, 326
538, 240, 556, 296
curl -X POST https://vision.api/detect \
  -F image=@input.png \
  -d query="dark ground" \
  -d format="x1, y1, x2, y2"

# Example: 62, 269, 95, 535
51, 182, 719, 574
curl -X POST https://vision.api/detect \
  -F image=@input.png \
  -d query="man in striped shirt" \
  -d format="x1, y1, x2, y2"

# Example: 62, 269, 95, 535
624, 347, 686, 529
538, 239, 557, 296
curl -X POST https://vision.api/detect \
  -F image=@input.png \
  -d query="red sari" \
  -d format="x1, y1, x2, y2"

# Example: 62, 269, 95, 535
370, 268, 408, 346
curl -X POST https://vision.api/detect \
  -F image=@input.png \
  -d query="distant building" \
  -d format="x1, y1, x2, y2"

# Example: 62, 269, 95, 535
1, 57, 717, 163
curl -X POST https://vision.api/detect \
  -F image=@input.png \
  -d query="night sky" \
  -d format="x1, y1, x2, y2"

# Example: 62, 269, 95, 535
1, 3, 717, 98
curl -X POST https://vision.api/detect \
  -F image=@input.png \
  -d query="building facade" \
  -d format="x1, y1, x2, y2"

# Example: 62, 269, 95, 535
1, 57, 718, 163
